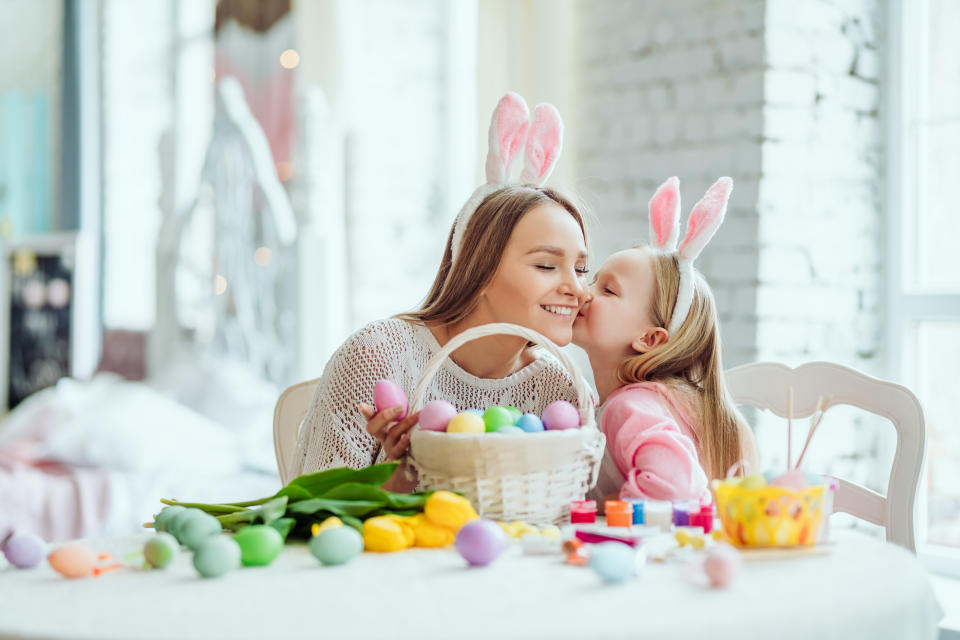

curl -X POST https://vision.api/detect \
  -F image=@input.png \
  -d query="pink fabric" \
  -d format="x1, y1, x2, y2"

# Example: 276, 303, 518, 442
496, 93, 530, 176
648, 176, 680, 248
600, 382, 708, 501
678, 177, 732, 260
522, 104, 562, 182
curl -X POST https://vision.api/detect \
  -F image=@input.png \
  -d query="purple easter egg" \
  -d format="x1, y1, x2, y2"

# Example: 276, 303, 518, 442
541, 400, 580, 430
3, 532, 46, 569
419, 400, 458, 431
373, 380, 408, 419
455, 519, 508, 567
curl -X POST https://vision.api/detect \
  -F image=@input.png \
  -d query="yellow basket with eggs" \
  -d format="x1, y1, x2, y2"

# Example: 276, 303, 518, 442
713, 479, 826, 548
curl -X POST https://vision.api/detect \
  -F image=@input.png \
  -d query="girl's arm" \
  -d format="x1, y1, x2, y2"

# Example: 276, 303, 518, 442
604, 388, 708, 502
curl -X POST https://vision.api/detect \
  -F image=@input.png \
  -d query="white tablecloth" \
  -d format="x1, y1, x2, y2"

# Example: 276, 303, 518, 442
0, 530, 943, 640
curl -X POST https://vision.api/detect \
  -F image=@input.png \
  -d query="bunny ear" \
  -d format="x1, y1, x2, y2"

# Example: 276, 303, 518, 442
678, 177, 733, 261
484, 92, 530, 185
648, 177, 681, 251
519, 103, 563, 185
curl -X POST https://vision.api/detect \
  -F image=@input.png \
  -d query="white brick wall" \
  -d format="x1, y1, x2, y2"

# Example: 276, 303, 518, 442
574, 0, 889, 494
574, 0, 767, 368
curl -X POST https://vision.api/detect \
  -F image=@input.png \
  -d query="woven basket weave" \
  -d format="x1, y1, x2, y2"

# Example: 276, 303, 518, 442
406, 322, 605, 526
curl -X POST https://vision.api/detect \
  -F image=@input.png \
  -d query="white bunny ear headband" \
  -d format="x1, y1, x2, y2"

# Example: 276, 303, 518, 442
450, 92, 564, 262
647, 176, 733, 336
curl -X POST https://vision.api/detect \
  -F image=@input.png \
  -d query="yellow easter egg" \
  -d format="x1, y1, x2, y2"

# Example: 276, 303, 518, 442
446, 412, 485, 434
539, 526, 561, 540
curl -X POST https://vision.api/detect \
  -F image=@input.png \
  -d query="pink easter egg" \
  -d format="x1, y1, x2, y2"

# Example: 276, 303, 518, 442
770, 469, 807, 491
704, 544, 742, 588
48, 543, 96, 579
419, 400, 458, 432
372, 380, 408, 419
541, 400, 580, 430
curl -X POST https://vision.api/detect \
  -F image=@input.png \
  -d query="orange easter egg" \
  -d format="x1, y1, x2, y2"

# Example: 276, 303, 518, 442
48, 543, 96, 578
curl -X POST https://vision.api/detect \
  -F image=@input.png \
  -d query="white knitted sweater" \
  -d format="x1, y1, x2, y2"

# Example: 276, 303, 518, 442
288, 318, 579, 478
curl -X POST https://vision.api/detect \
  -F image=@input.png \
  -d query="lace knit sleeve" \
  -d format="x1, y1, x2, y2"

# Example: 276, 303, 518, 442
287, 322, 400, 478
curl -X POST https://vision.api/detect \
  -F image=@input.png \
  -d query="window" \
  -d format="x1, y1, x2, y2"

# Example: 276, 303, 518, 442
890, 0, 960, 570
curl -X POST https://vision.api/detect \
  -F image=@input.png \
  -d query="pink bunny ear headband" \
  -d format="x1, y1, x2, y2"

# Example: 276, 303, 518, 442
450, 92, 564, 262
647, 176, 733, 336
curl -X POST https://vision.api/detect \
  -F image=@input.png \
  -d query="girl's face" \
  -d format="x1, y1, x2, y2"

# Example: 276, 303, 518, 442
573, 247, 661, 361
474, 203, 589, 346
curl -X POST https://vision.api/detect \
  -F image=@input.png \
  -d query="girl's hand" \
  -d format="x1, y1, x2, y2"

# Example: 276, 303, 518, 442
359, 403, 420, 492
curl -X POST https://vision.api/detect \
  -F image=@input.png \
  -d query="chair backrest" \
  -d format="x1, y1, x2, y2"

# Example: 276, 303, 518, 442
725, 361, 925, 552
273, 377, 321, 486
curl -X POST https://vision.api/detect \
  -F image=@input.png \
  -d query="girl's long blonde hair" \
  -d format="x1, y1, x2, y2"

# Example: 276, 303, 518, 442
617, 248, 745, 480
397, 185, 586, 326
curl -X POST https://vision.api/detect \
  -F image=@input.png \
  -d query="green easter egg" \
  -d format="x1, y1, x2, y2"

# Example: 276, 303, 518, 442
144, 532, 179, 569
234, 525, 284, 567
193, 536, 240, 578
166, 508, 203, 541
503, 406, 522, 424
154, 506, 186, 533
178, 511, 223, 550
482, 406, 515, 433
309, 526, 363, 566
740, 473, 767, 490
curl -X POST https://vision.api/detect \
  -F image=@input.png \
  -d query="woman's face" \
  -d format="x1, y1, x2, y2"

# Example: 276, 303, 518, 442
473, 203, 589, 346
573, 247, 659, 361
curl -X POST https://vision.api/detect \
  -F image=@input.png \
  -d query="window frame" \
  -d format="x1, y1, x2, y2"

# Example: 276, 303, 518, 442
887, 0, 960, 576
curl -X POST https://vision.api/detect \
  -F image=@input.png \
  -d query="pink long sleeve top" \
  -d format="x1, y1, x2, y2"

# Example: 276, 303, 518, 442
593, 382, 709, 502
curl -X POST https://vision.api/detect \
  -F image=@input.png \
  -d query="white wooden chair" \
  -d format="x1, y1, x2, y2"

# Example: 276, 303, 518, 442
273, 377, 321, 486
725, 361, 926, 552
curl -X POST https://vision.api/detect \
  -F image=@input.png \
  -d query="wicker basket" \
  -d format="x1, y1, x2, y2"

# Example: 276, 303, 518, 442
406, 322, 605, 526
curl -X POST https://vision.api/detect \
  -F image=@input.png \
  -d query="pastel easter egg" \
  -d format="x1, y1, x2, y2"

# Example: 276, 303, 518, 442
310, 526, 364, 566
178, 511, 223, 551
373, 380, 408, 419
516, 413, 544, 433
446, 411, 485, 434
455, 519, 508, 567
483, 406, 515, 433
541, 400, 580, 430
704, 544, 742, 588
494, 425, 524, 434
504, 406, 522, 423
419, 400, 458, 432
3, 532, 46, 569
589, 541, 637, 584
166, 507, 203, 541
193, 536, 241, 578
234, 525, 284, 567
144, 533, 179, 569
466, 409, 483, 416
154, 505, 186, 533
770, 469, 806, 491
48, 543, 96, 578
739, 473, 767, 490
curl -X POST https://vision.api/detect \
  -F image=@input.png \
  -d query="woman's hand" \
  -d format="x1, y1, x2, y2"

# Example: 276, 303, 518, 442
359, 403, 420, 492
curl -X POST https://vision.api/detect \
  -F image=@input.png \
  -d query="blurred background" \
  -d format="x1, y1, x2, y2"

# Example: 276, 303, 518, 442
0, 0, 957, 569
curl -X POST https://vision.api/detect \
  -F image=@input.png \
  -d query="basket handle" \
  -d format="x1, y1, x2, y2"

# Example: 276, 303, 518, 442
410, 322, 596, 429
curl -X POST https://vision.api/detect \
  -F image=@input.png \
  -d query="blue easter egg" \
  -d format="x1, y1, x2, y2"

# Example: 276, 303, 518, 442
803, 471, 826, 486
516, 413, 544, 433
466, 409, 483, 416
763, 470, 779, 483
589, 542, 636, 584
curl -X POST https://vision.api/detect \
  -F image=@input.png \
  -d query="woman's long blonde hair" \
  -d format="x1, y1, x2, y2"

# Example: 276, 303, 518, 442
397, 185, 586, 326
617, 247, 744, 480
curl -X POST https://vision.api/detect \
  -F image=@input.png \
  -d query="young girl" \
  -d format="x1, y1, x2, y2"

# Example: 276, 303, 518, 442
573, 176, 759, 503
290, 93, 590, 492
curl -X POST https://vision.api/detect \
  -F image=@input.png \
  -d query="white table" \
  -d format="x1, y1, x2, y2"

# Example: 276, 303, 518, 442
0, 530, 943, 640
